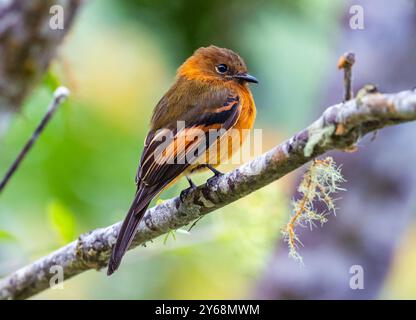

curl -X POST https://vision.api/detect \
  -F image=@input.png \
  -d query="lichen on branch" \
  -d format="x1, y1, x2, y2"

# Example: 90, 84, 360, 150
282, 157, 346, 263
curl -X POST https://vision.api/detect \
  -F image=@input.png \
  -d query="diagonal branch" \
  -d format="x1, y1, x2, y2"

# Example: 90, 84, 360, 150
1, 89, 416, 300
0, 87, 69, 194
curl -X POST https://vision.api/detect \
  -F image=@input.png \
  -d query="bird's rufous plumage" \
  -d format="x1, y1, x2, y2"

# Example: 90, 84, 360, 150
107, 45, 258, 275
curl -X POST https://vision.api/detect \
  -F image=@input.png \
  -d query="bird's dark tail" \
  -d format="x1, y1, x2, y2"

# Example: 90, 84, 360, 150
107, 187, 156, 276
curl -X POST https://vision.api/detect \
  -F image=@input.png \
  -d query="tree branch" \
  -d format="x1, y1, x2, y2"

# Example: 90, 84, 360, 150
1, 89, 416, 299
0, 87, 69, 194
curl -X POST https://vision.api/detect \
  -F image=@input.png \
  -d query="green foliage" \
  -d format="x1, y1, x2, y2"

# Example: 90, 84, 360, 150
0, 230, 17, 242
42, 70, 61, 94
47, 200, 77, 244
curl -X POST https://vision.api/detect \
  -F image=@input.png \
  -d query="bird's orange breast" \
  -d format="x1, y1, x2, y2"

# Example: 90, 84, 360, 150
221, 84, 256, 164
235, 85, 256, 131
180, 82, 256, 171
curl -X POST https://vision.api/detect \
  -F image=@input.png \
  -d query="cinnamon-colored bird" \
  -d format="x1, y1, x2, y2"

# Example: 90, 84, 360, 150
107, 45, 258, 275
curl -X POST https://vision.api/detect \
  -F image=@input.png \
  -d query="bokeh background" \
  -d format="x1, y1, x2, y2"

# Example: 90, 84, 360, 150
1, 0, 416, 299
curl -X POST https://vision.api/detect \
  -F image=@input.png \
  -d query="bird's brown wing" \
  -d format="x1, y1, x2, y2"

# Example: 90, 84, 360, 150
136, 91, 241, 189
108, 88, 242, 275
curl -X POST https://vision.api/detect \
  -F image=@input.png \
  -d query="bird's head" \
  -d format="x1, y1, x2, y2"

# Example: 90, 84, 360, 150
178, 45, 258, 85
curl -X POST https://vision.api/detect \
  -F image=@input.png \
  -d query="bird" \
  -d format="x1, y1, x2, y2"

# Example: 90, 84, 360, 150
107, 45, 258, 275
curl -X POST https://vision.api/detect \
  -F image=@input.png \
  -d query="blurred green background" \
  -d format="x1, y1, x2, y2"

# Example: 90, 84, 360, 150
1, 0, 415, 299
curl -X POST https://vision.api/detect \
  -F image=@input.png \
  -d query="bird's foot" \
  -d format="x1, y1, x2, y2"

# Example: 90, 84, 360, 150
206, 164, 223, 176
180, 176, 197, 203
205, 164, 224, 188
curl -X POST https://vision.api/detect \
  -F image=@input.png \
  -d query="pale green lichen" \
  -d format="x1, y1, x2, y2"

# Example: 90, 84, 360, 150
162, 228, 190, 244
303, 125, 335, 157
282, 157, 345, 264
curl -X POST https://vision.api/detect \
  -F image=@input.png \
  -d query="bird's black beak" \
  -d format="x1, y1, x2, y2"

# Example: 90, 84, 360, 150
233, 73, 258, 84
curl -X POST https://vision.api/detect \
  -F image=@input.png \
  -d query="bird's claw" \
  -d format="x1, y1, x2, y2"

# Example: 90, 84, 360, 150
206, 173, 223, 188
203, 164, 224, 188
205, 164, 223, 177
180, 177, 197, 203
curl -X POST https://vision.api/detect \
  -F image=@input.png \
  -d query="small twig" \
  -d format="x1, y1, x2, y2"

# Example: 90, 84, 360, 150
337, 52, 355, 101
0, 87, 70, 194
187, 216, 203, 232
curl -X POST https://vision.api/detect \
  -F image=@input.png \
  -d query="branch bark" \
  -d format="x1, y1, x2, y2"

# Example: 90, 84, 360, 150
0, 0, 81, 113
1, 89, 416, 299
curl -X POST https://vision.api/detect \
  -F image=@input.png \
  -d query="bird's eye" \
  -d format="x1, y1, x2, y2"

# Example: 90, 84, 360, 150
215, 64, 228, 74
